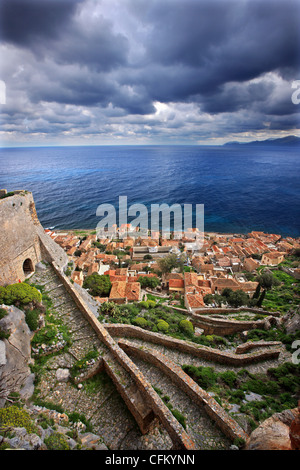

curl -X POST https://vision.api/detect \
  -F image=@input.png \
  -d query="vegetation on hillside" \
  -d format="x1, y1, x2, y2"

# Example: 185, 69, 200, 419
182, 362, 300, 431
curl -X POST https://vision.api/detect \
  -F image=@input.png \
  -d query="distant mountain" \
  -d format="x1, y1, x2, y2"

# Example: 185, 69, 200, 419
224, 135, 300, 147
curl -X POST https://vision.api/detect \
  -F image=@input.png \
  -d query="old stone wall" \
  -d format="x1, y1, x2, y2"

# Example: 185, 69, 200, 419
0, 191, 68, 285
118, 339, 248, 442
189, 313, 266, 336
104, 324, 281, 365
193, 306, 281, 317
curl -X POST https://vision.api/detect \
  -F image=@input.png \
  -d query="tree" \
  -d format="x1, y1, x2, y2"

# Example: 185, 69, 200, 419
221, 288, 234, 299
253, 283, 261, 299
256, 289, 266, 307
213, 294, 226, 307
292, 248, 300, 258
82, 274, 112, 297
157, 253, 186, 274
138, 276, 160, 289
203, 294, 214, 305
256, 272, 280, 290
227, 290, 249, 308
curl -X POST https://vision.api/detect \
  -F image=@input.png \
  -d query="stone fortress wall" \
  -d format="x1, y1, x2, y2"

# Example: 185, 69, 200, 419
0, 190, 68, 286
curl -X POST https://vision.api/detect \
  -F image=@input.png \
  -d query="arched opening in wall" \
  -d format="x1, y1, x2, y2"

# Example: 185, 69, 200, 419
23, 258, 34, 277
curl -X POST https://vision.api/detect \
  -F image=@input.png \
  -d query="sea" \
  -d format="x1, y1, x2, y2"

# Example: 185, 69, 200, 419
0, 144, 299, 237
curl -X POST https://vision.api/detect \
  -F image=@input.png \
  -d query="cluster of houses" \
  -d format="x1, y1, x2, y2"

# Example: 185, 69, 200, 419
45, 227, 300, 310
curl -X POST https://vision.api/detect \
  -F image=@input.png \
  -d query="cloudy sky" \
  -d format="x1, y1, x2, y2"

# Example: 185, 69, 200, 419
0, 0, 299, 146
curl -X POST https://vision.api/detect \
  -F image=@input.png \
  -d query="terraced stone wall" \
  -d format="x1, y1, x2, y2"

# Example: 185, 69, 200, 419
118, 339, 248, 443
189, 313, 266, 336
105, 324, 281, 366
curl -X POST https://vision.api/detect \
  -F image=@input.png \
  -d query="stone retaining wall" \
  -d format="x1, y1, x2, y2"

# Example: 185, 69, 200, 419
235, 341, 282, 354
51, 262, 195, 450
193, 306, 281, 317
72, 358, 105, 384
104, 324, 281, 366
189, 313, 267, 336
119, 339, 248, 443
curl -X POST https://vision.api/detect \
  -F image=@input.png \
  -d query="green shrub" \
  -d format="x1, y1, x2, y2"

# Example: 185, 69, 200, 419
132, 317, 148, 328
206, 335, 215, 342
0, 442, 12, 450
179, 319, 194, 335
31, 324, 60, 347
32, 399, 64, 414
0, 406, 37, 434
100, 301, 120, 317
0, 307, 7, 320
170, 408, 186, 429
25, 309, 40, 331
230, 389, 246, 403
183, 365, 218, 389
277, 376, 298, 393
157, 320, 169, 332
139, 301, 149, 309
233, 437, 245, 449
44, 432, 70, 450
0, 283, 42, 306
67, 412, 93, 432
220, 371, 237, 388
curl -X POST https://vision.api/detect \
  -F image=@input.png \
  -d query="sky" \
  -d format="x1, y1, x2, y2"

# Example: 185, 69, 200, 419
0, 0, 299, 146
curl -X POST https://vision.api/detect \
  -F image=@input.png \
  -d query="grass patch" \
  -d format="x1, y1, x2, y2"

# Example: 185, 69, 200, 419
262, 270, 300, 313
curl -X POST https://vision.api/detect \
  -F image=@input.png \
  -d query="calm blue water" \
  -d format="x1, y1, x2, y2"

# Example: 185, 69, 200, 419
0, 145, 299, 237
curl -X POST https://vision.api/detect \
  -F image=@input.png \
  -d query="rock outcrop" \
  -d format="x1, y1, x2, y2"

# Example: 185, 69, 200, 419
0, 405, 108, 450
283, 308, 300, 335
246, 406, 300, 450
0, 305, 34, 407
290, 403, 300, 450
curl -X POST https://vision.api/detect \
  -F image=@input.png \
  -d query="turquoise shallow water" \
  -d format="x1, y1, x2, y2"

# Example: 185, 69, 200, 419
0, 144, 299, 236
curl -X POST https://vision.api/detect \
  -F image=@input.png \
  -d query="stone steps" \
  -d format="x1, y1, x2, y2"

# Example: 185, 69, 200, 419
29, 266, 177, 447
103, 351, 155, 435
124, 352, 231, 449
118, 338, 247, 448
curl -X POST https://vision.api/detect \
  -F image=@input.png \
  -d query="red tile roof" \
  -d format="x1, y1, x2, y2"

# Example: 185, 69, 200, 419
169, 279, 185, 289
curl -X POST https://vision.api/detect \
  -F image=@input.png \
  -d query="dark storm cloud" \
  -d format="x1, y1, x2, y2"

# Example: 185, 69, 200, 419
0, 0, 129, 72
0, 0, 82, 45
127, 0, 300, 101
136, 0, 299, 74
0, 0, 299, 143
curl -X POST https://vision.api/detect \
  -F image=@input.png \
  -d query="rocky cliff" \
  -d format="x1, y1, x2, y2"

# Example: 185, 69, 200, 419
0, 305, 34, 407
246, 405, 300, 450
